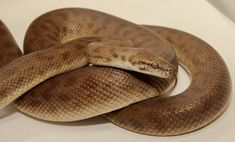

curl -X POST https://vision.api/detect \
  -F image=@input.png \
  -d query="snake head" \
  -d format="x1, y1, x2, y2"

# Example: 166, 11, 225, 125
128, 51, 177, 78
87, 40, 176, 78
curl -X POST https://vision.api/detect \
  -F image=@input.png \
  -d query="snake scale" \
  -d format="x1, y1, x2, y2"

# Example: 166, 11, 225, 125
0, 8, 231, 135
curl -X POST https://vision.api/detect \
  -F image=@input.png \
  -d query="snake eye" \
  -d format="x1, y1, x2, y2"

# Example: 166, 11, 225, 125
151, 62, 159, 69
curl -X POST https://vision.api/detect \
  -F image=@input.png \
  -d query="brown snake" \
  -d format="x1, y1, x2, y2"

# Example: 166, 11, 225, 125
0, 8, 231, 135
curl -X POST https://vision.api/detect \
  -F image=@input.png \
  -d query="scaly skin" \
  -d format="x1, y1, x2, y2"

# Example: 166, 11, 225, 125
0, 8, 231, 136
0, 8, 176, 110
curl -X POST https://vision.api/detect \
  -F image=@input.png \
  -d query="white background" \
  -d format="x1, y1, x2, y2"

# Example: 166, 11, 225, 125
0, 0, 234, 142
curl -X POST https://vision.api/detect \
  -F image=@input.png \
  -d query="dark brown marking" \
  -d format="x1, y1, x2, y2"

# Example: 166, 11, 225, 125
29, 99, 42, 108
109, 48, 119, 58
46, 34, 59, 41
128, 55, 137, 65
40, 25, 49, 31
62, 26, 73, 35
93, 47, 100, 53
16, 76, 25, 83
105, 57, 112, 62
3, 40, 17, 48
58, 94, 72, 103
121, 55, 126, 61
44, 19, 57, 27
0, 27, 7, 36
139, 67, 147, 71
92, 27, 103, 34
41, 93, 53, 101
112, 53, 118, 58
87, 23, 94, 29
62, 51, 70, 60
0, 89, 7, 100
128, 118, 144, 129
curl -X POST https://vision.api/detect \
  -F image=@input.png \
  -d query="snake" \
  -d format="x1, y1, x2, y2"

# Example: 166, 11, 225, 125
0, 8, 231, 136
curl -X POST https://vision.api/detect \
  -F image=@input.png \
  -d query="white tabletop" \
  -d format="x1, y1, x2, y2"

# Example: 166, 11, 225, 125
0, 0, 234, 142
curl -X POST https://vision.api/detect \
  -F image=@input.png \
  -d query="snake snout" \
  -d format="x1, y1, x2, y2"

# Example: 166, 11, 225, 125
127, 52, 176, 78
157, 58, 177, 79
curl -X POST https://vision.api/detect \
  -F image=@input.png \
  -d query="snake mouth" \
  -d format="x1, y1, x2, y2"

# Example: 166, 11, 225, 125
142, 67, 176, 78
129, 59, 177, 78
161, 65, 177, 78
155, 60, 177, 78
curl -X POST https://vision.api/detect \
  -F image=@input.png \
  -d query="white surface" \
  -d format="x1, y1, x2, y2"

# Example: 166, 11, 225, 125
0, 0, 234, 142
208, 0, 235, 23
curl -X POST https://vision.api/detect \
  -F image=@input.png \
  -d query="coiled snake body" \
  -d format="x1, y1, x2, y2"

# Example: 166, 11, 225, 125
0, 8, 231, 135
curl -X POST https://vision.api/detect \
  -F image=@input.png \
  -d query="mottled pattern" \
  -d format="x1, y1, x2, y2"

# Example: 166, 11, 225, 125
0, 8, 232, 136
105, 26, 231, 135
14, 66, 174, 121
0, 8, 177, 110
0, 20, 22, 65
